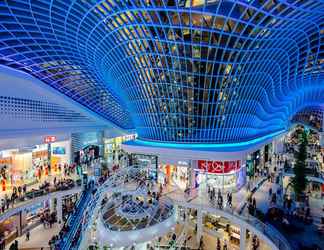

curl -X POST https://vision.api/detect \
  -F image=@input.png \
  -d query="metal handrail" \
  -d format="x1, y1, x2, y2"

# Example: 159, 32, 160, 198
58, 190, 92, 250
78, 165, 291, 250
78, 165, 146, 249
0, 182, 81, 222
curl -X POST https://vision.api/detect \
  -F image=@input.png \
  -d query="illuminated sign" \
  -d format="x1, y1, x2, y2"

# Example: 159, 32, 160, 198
177, 161, 189, 166
44, 136, 56, 143
197, 160, 241, 174
32, 150, 48, 158
0, 157, 12, 165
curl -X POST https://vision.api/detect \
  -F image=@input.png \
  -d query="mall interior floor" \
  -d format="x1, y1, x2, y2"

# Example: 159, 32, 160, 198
5, 223, 60, 250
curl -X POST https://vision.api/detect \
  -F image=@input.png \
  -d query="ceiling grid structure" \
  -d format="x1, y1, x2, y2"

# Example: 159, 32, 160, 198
0, 0, 323, 144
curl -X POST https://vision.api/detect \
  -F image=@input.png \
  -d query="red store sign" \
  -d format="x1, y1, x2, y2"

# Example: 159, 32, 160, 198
197, 160, 241, 174
44, 136, 56, 143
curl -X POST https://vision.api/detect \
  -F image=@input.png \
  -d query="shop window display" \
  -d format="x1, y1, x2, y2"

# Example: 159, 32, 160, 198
160, 164, 189, 190
203, 214, 241, 247
195, 160, 244, 192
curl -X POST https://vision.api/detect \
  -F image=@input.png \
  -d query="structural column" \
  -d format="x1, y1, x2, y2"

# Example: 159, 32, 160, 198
188, 161, 194, 189
196, 209, 203, 242
16, 211, 23, 236
320, 132, 324, 147
240, 226, 246, 250
49, 198, 55, 213
56, 196, 63, 224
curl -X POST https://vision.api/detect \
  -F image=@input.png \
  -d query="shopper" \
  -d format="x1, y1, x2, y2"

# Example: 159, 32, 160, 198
252, 197, 256, 210
0, 233, 5, 250
17, 186, 22, 198
227, 192, 232, 208
9, 242, 15, 250
26, 229, 30, 241
4, 194, 9, 210
223, 239, 228, 250
268, 187, 272, 199
199, 235, 204, 250
0, 199, 5, 213
218, 195, 223, 209
217, 238, 221, 250
23, 184, 27, 195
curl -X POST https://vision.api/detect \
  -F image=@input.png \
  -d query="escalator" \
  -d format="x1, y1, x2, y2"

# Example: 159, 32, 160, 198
56, 187, 93, 250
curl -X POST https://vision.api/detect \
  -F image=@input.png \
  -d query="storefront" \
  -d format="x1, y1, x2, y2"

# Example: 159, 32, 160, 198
194, 160, 246, 192
50, 140, 71, 170
0, 149, 35, 190
159, 160, 191, 190
32, 145, 49, 178
72, 131, 106, 165
0, 138, 72, 192
203, 213, 241, 247
104, 134, 136, 165
0, 155, 13, 191
0, 201, 49, 245
130, 153, 158, 181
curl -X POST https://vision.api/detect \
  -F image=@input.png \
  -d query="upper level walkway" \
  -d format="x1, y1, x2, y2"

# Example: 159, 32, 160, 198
0, 179, 82, 222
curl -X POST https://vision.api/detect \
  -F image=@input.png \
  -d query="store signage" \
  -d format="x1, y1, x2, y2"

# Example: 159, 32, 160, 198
82, 139, 98, 146
32, 150, 48, 159
44, 136, 56, 143
0, 157, 12, 165
177, 161, 189, 166
197, 160, 241, 174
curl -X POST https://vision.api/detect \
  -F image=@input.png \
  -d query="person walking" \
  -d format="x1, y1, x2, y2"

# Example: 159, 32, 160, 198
0, 233, 5, 250
199, 235, 204, 250
22, 184, 27, 196
17, 186, 22, 198
217, 238, 221, 250
0, 199, 5, 213
227, 192, 232, 208
9, 242, 15, 250
26, 229, 30, 241
4, 194, 9, 210
252, 197, 256, 210
223, 239, 228, 250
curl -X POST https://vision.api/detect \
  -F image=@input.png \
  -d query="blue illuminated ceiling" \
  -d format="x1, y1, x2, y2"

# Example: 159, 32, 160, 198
0, 0, 323, 143
292, 106, 324, 132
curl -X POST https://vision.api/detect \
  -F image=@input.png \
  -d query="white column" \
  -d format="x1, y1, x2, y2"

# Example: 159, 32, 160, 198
49, 198, 55, 213
196, 209, 203, 242
188, 163, 192, 189
205, 160, 208, 193
320, 132, 324, 147
15, 211, 23, 236
240, 226, 246, 250
57, 196, 63, 223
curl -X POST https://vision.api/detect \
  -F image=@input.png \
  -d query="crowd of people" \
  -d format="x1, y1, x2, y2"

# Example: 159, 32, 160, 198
35, 163, 76, 180
207, 187, 233, 210
0, 177, 76, 217
40, 211, 58, 228
0, 184, 27, 213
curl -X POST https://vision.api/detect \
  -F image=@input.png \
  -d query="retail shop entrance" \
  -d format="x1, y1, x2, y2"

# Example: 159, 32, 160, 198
129, 153, 158, 181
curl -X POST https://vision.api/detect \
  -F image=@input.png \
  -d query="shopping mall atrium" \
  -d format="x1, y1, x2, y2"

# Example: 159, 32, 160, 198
0, 0, 323, 250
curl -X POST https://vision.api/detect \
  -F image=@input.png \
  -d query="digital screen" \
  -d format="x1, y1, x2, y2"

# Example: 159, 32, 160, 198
52, 147, 66, 155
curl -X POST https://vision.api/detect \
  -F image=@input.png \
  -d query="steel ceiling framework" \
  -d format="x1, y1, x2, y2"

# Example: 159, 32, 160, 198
0, 0, 323, 143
